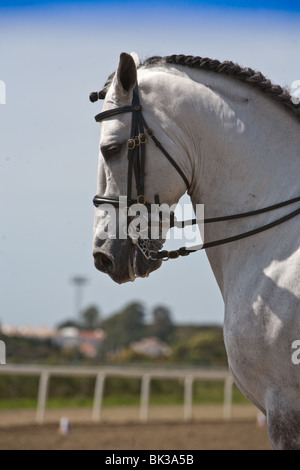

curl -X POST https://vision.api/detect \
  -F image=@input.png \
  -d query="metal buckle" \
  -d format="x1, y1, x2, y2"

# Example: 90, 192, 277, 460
128, 136, 144, 149
138, 133, 147, 145
137, 195, 146, 205
127, 139, 136, 150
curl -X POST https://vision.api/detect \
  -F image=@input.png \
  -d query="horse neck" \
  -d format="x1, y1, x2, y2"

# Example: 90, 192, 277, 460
158, 68, 300, 295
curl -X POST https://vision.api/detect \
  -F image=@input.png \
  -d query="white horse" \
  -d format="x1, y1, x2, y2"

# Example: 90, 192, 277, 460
91, 52, 300, 449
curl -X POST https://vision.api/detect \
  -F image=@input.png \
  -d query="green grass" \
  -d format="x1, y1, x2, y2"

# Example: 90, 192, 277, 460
0, 381, 249, 410
0, 398, 38, 409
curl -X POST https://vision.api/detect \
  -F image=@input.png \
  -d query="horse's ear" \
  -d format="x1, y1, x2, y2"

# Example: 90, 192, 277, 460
113, 52, 137, 97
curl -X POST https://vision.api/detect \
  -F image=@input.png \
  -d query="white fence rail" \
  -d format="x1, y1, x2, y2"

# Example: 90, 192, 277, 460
0, 365, 233, 424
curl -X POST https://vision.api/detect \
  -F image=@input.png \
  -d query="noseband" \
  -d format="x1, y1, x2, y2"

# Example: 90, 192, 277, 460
90, 83, 300, 261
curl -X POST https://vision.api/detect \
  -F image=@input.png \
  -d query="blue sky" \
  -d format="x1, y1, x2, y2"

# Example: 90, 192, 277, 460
1, 1, 299, 328
0, 0, 299, 10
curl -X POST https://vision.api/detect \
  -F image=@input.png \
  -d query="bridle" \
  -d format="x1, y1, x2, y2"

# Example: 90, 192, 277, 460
90, 83, 193, 261
90, 83, 300, 262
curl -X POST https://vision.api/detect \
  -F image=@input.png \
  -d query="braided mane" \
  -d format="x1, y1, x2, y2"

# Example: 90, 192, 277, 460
96, 54, 300, 121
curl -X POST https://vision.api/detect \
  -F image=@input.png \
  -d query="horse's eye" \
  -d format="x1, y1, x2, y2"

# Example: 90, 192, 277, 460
107, 145, 120, 156
101, 144, 123, 159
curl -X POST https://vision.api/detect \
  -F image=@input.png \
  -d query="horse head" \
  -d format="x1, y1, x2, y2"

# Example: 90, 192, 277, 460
92, 52, 190, 284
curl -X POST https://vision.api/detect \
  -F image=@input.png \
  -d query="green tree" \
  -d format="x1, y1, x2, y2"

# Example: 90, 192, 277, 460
169, 327, 227, 366
150, 305, 175, 342
100, 302, 146, 352
81, 305, 101, 330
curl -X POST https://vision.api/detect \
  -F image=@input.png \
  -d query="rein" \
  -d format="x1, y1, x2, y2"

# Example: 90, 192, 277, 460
90, 84, 300, 262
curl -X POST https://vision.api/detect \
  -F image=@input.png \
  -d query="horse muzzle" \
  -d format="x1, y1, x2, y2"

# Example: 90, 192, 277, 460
93, 238, 162, 284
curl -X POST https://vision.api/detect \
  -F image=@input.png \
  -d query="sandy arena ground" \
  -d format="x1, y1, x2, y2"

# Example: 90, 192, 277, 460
0, 404, 271, 450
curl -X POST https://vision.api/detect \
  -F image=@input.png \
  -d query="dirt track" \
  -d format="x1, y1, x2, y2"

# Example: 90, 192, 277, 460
0, 420, 271, 450
0, 405, 271, 450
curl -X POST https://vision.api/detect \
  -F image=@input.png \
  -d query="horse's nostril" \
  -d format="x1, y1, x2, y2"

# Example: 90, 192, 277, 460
100, 253, 112, 265
93, 251, 113, 273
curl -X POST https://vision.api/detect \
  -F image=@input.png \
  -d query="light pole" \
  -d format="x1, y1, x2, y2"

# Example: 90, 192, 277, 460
71, 276, 88, 321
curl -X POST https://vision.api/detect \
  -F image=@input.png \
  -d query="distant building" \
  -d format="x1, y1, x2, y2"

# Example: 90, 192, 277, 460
130, 337, 171, 358
2, 324, 106, 358
1, 324, 56, 338
53, 327, 79, 349
53, 327, 106, 357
